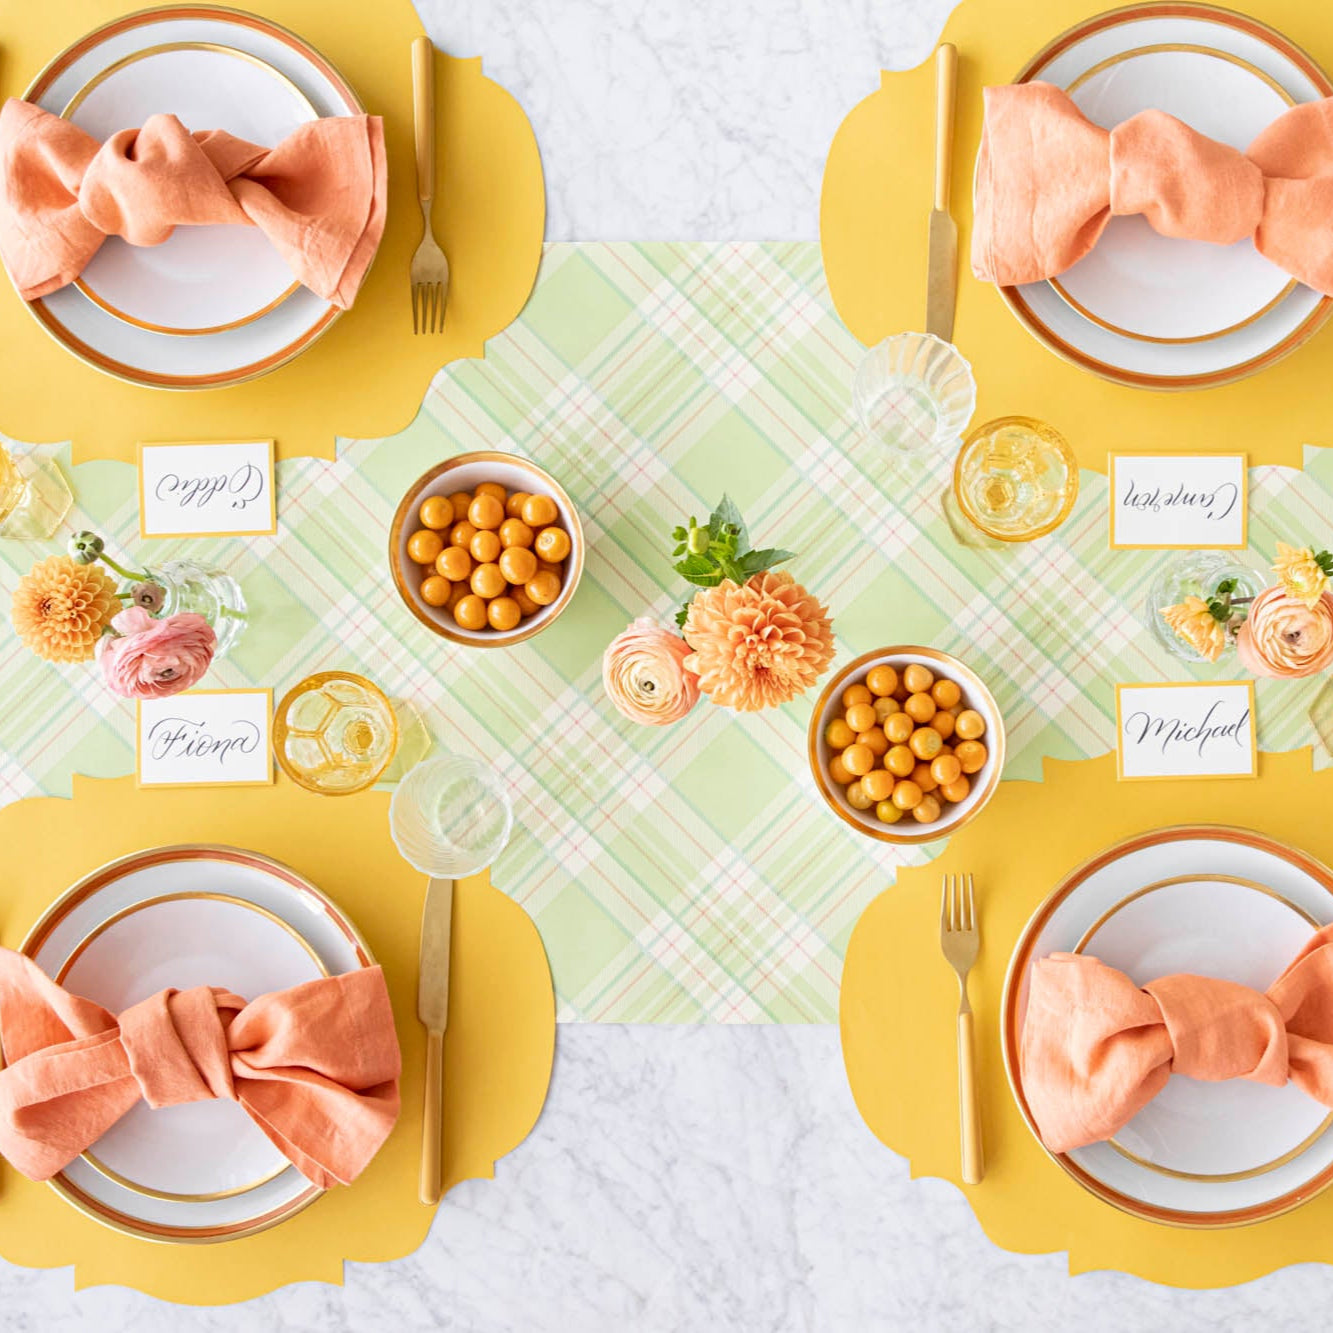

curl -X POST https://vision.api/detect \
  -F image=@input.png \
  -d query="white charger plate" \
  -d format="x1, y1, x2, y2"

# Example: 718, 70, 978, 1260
22, 846, 373, 1243
1003, 828, 1333, 1227
998, 3, 1332, 389
64, 42, 318, 336
21, 6, 365, 389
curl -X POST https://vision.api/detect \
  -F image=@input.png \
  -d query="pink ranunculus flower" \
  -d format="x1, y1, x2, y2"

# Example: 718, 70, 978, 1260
1236, 587, 1333, 680
602, 618, 700, 726
98, 608, 217, 699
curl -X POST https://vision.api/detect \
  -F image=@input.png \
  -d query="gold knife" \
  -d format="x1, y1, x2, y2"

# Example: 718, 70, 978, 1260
926, 43, 959, 342
418, 876, 453, 1205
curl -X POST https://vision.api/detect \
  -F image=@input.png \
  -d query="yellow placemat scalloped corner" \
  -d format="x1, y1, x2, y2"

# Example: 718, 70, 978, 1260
819, 0, 1333, 470
841, 747, 1333, 1286
0, 0, 546, 463
0, 772, 554, 1304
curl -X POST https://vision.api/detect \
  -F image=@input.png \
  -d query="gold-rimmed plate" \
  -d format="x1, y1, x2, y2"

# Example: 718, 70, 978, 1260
19, 5, 369, 390
995, 2, 1333, 389
1003, 827, 1333, 1228
22, 845, 373, 1244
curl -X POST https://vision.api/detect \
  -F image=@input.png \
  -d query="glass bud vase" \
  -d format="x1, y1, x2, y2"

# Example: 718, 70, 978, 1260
1145, 552, 1266, 663
124, 559, 248, 658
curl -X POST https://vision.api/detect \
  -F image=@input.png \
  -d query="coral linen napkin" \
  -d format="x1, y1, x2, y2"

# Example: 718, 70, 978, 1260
1021, 922, 1333, 1154
0, 99, 386, 308
0, 948, 400, 1188
972, 82, 1333, 296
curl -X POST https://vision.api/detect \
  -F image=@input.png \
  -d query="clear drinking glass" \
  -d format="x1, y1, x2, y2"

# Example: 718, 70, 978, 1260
853, 333, 976, 455
1146, 553, 1267, 663
952, 416, 1079, 542
0, 446, 73, 540
389, 755, 513, 878
274, 671, 401, 796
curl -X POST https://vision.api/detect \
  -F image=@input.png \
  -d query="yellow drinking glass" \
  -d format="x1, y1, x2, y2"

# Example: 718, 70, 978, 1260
274, 671, 424, 796
0, 445, 73, 540
951, 416, 1079, 543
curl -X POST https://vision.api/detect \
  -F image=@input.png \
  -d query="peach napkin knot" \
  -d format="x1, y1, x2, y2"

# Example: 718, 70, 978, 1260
1020, 924, 1333, 1155
0, 98, 387, 308
972, 82, 1333, 296
0, 949, 400, 1188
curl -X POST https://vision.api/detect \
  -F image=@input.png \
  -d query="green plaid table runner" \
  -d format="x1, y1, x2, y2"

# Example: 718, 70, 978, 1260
2, 241, 1330, 1021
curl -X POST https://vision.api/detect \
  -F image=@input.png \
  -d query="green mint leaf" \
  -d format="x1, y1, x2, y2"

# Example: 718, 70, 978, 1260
739, 547, 796, 575
709, 495, 749, 552
675, 603, 691, 629
1206, 599, 1231, 623
1317, 550, 1333, 577
674, 556, 724, 587
1214, 578, 1237, 596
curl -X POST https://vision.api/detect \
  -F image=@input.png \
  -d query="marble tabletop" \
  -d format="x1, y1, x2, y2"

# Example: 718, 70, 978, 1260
4, 0, 1332, 1327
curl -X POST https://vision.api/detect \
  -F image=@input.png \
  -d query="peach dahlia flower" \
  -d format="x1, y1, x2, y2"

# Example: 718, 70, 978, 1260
11, 554, 118, 663
682, 571, 834, 711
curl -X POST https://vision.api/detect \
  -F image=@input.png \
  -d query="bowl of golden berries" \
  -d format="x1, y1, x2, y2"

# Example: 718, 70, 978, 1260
390, 452, 584, 646
807, 647, 1005, 844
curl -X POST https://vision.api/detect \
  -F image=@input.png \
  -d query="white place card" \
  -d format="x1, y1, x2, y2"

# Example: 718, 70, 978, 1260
1108, 453, 1246, 550
1115, 682, 1257, 782
139, 440, 276, 539
137, 689, 273, 788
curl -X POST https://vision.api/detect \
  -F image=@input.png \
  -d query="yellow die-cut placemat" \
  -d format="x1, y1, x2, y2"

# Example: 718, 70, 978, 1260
0, 0, 545, 463
841, 749, 1333, 1286
820, 0, 1333, 470
0, 773, 554, 1303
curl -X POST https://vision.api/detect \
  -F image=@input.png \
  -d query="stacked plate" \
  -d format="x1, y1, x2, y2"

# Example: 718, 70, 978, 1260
22, 846, 373, 1242
999, 2, 1333, 388
1004, 827, 1333, 1228
21, 6, 365, 389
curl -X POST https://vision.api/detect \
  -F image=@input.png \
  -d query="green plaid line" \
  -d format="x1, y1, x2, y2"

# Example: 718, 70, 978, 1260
1, 243, 1331, 1021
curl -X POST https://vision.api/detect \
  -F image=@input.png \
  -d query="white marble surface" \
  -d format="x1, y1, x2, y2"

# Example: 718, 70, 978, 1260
4, 0, 1332, 1327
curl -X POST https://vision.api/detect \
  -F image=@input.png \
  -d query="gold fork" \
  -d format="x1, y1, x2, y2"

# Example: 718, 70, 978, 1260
940, 872, 984, 1184
410, 35, 449, 334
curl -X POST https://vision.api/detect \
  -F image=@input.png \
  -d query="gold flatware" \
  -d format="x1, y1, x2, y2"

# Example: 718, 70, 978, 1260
418, 875, 454, 1204
925, 42, 958, 342
940, 872, 983, 1184
410, 35, 449, 334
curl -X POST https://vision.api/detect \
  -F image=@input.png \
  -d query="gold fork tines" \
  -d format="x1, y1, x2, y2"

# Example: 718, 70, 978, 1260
410, 36, 450, 334
940, 873, 984, 1185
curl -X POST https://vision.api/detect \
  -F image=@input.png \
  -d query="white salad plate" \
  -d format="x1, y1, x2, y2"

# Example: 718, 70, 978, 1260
999, 3, 1332, 389
22, 845, 372, 1243
21, 6, 364, 389
1004, 827, 1333, 1227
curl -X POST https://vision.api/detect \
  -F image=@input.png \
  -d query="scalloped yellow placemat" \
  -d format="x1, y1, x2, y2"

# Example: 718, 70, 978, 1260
0, 773, 554, 1303
820, 0, 1333, 470
0, 0, 545, 463
841, 748, 1333, 1286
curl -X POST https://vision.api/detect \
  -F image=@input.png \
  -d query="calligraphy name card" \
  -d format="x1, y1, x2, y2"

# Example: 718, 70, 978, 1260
1108, 453, 1247, 550
1115, 682, 1257, 782
139, 440, 276, 539
137, 689, 273, 788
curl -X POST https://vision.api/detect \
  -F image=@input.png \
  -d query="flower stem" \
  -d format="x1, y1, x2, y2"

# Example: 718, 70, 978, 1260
98, 552, 150, 583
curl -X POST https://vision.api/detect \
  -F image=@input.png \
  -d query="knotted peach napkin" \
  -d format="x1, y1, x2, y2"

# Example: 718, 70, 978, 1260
1021, 923, 1333, 1154
0, 948, 400, 1188
0, 99, 386, 308
972, 82, 1333, 295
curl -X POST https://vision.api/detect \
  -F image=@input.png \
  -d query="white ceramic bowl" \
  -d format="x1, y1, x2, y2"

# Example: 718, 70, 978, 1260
807, 646, 1006, 845
390, 451, 584, 648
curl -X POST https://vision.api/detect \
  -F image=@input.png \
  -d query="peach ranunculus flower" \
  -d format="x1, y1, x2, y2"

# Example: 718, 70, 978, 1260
1159, 596, 1227, 663
682, 571, 835, 712
602, 618, 700, 726
1236, 587, 1333, 680
97, 608, 217, 699
11, 554, 119, 663
1272, 542, 1331, 608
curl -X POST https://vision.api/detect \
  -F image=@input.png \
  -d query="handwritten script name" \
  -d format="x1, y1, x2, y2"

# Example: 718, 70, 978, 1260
147, 715, 262, 767
154, 463, 265, 512
1121, 478, 1239, 522
1123, 701, 1250, 759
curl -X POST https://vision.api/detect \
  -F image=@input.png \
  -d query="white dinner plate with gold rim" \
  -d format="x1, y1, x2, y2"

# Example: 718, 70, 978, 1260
1003, 827, 1333, 1227
996, 2, 1333, 389
20, 6, 366, 390
21, 845, 373, 1243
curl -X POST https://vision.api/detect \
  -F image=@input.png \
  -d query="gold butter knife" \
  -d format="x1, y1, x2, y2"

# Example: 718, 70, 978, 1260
925, 43, 959, 343
418, 876, 453, 1205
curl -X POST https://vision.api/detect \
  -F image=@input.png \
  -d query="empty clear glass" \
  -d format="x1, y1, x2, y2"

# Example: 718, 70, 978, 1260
0, 446, 73, 540
389, 754, 513, 878
853, 333, 976, 455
